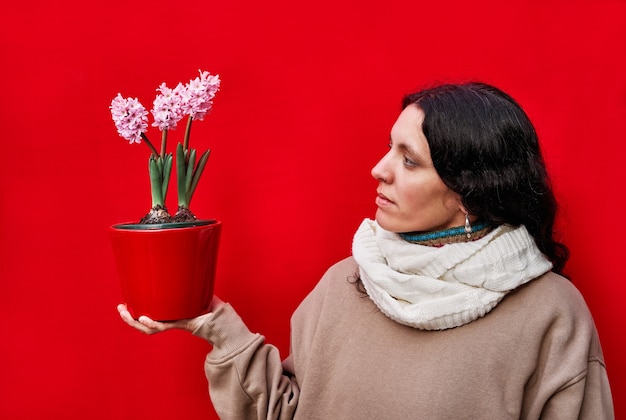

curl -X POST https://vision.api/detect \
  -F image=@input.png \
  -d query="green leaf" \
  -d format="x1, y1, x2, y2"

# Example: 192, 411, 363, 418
156, 156, 164, 174
148, 156, 164, 207
185, 149, 197, 197
176, 143, 189, 207
187, 149, 211, 204
161, 153, 173, 202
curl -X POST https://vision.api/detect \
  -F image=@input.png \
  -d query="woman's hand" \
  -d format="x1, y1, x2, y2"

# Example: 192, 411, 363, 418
117, 296, 225, 335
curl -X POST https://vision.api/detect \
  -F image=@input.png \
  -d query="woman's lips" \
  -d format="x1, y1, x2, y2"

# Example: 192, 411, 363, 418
375, 192, 394, 207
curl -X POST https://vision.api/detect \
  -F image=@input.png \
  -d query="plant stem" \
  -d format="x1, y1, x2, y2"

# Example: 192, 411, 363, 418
141, 133, 159, 157
160, 129, 168, 159
183, 116, 193, 152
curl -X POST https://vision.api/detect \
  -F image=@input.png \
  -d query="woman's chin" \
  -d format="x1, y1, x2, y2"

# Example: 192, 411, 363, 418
374, 214, 403, 233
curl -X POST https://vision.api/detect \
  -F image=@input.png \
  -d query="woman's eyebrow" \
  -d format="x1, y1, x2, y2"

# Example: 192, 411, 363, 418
389, 133, 423, 156
390, 136, 432, 166
397, 141, 421, 160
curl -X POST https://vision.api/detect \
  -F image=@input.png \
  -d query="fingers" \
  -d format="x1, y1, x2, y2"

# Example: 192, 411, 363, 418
117, 304, 169, 335
117, 304, 137, 326
137, 315, 173, 332
116, 300, 223, 334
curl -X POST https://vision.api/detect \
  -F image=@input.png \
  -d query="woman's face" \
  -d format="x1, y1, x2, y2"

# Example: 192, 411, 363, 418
371, 104, 465, 233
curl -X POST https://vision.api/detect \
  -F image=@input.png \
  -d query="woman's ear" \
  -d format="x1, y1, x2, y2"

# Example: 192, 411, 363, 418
457, 198, 468, 215
458, 202, 477, 222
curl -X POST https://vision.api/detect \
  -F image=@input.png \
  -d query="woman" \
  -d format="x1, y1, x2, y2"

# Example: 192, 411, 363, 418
119, 82, 614, 419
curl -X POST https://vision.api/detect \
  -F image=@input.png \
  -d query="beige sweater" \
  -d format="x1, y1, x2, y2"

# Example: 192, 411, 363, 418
193, 257, 614, 419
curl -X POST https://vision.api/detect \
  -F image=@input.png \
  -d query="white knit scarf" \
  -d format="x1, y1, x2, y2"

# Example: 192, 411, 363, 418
352, 219, 553, 330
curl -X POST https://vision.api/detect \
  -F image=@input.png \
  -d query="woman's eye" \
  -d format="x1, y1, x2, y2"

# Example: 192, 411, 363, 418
403, 156, 418, 167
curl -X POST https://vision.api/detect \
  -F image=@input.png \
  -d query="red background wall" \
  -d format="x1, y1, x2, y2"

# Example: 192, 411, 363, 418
1, 0, 624, 418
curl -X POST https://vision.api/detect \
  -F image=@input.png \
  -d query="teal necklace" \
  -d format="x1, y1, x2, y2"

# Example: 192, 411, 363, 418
400, 221, 492, 244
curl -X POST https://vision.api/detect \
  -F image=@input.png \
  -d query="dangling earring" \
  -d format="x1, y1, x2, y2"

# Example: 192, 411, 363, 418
464, 213, 472, 239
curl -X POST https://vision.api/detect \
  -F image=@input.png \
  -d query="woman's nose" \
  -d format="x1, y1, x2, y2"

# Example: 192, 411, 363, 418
371, 154, 390, 183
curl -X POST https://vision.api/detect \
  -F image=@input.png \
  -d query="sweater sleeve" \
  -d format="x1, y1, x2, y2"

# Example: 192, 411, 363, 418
519, 274, 615, 420
539, 327, 614, 420
192, 303, 299, 420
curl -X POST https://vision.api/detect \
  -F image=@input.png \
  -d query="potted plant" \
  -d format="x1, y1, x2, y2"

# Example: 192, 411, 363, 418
109, 70, 222, 321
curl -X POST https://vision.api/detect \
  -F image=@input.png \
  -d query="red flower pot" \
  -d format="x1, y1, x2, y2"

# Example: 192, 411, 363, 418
109, 220, 222, 321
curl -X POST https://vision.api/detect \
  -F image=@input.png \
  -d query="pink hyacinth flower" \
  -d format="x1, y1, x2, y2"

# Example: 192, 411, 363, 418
151, 82, 186, 131
110, 93, 148, 144
181, 70, 221, 121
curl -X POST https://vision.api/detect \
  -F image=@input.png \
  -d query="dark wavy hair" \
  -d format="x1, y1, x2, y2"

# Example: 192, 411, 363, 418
402, 82, 569, 275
